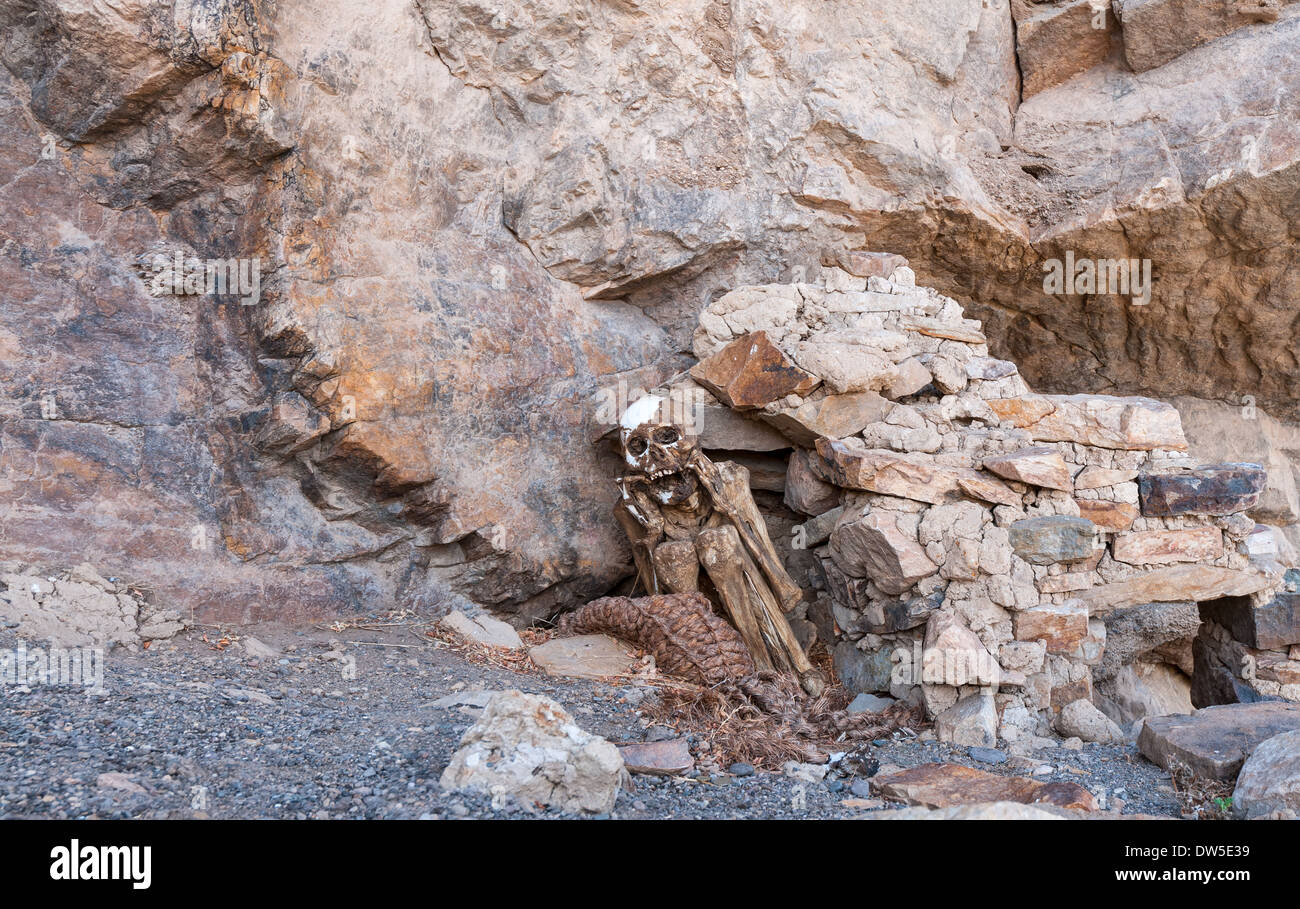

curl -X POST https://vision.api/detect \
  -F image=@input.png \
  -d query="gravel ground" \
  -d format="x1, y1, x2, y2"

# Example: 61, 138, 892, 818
0, 624, 1185, 820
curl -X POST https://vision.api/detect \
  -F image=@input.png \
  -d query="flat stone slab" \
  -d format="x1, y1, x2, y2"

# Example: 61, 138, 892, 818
1112, 527, 1223, 566
813, 437, 1016, 506
871, 762, 1096, 811
1137, 701, 1300, 781
430, 690, 497, 712
690, 330, 820, 409
762, 390, 890, 446
983, 446, 1072, 491
825, 250, 909, 278
529, 634, 638, 679
1076, 565, 1272, 615
1009, 515, 1097, 565
1014, 601, 1089, 653
1076, 499, 1138, 532
1138, 463, 1266, 516
439, 610, 523, 649
616, 738, 695, 776
988, 394, 1187, 451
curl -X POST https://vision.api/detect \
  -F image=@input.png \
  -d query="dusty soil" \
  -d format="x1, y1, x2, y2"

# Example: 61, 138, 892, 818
0, 621, 1186, 820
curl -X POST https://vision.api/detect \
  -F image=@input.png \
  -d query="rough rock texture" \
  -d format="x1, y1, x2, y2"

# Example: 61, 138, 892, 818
0, 564, 185, 648
0, 0, 669, 626
935, 692, 998, 747
1199, 571, 1300, 651
1139, 464, 1267, 517
868, 800, 1064, 820
1232, 729, 1300, 819
5, 0, 1300, 625
682, 264, 1295, 744
616, 739, 695, 777
1114, 0, 1299, 72
1137, 701, 1300, 780
1172, 397, 1300, 528
1055, 697, 1123, 743
1097, 661, 1193, 727
872, 762, 1096, 811
440, 690, 625, 812
439, 610, 524, 649
1095, 600, 1199, 682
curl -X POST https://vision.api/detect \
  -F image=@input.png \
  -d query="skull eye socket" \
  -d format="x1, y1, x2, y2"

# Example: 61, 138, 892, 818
627, 437, 648, 456
652, 427, 680, 445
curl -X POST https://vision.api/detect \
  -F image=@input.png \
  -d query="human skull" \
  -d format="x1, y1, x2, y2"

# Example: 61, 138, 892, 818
618, 396, 700, 506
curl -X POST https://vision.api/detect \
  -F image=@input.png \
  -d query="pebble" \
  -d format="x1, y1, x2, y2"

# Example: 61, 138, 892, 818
0, 624, 1188, 821
967, 746, 1008, 765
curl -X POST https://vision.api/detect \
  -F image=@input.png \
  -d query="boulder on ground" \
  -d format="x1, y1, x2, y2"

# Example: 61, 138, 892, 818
1055, 698, 1123, 743
872, 762, 1096, 811
439, 610, 523, 649
1232, 730, 1300, 819
440, 690, 625, 813
1137, 701, 1300, 780
935, 693, 998, 748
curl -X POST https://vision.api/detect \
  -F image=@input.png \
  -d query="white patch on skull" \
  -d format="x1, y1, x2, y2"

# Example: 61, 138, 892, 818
620, 395, 664, 430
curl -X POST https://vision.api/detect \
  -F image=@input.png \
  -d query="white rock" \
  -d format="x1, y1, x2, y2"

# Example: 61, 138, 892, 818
782, 761, 829, 782
439, 610, 523, 649
241, 636, 281, 660
1055, 698, 1123, 744
440, 691, 625, 813
935, 693, 998, 747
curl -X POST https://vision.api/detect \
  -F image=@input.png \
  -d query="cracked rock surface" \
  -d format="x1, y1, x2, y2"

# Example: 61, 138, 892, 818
2, 0, 1299, 621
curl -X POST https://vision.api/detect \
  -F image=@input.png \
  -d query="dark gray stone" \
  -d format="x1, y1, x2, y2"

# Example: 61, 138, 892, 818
967, 746, 1008, 765
1139, 463, 1267, 516
826, 556, 943, 634
1199, 569, 1300, 651
1190, 635, 1277, 709
833, 641, 896, 694
860, 590, 945, 635
1137, 701, 1300, 780
1008, 516, 1098, 565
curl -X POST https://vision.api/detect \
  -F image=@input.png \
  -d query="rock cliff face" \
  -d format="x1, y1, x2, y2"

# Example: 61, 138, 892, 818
1, 0, 1297, 622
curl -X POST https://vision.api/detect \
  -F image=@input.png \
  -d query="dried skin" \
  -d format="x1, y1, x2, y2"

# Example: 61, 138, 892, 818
562, 592, 924, 767
655, 672, 926, 766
